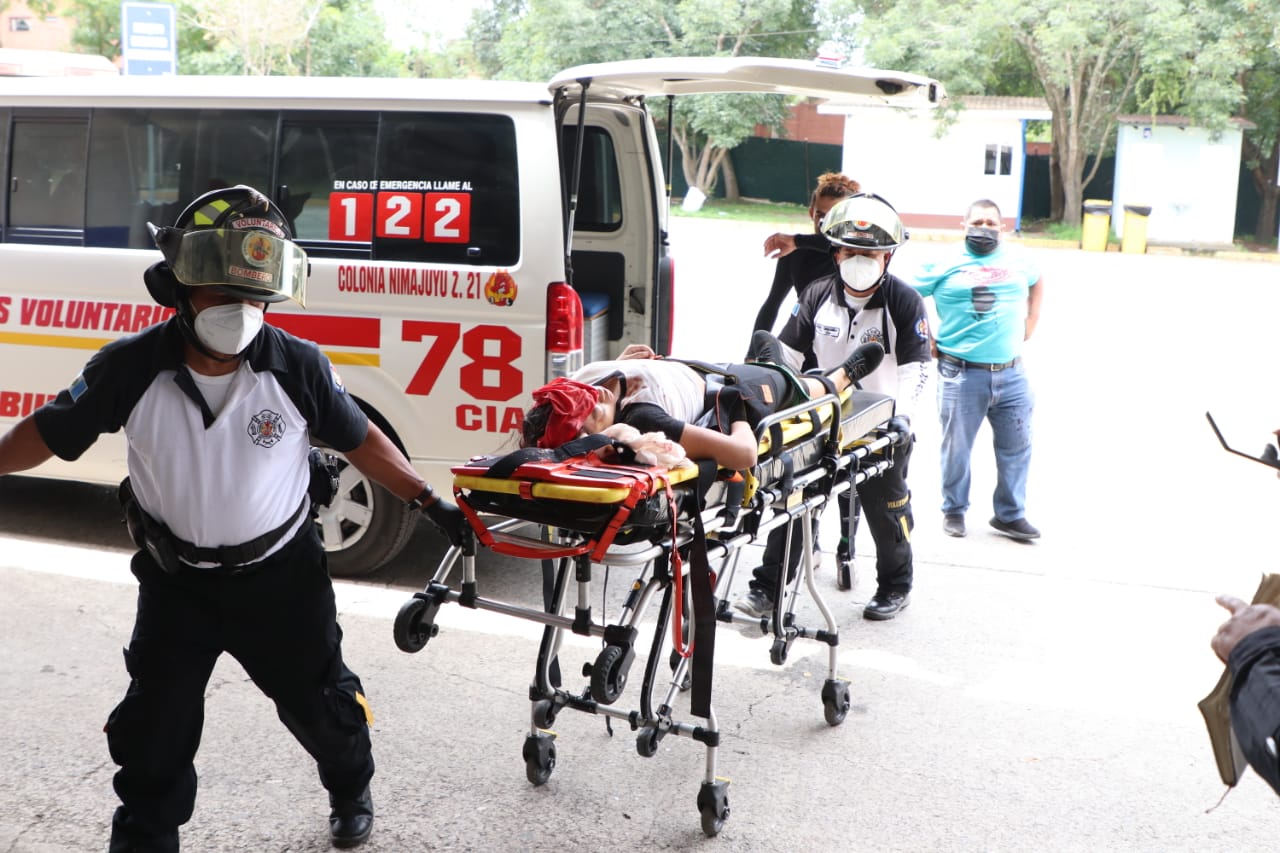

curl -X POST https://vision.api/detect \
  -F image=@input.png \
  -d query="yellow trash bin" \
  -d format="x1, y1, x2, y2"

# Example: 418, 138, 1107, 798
1122, 204, 1152, 254
1081, 199, 1112, 252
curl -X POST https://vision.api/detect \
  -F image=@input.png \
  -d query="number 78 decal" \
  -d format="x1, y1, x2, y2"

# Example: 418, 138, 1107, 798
402, 321, 522, 401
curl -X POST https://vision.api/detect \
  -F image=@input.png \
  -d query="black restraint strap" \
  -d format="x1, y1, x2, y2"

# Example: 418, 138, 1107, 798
484, 433, 614, 479
688, 458, 720, 719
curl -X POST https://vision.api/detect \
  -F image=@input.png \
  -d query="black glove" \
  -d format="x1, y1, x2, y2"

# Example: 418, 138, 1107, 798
885, 415, 912, 449
424, 498, 467, 547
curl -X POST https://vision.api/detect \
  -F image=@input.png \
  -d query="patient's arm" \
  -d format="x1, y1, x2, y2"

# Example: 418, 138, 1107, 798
677, 420, 758, 469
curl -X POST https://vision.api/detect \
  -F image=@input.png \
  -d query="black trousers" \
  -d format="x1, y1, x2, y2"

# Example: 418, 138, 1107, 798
105, 529, 374, 852
751, 437, 914, 597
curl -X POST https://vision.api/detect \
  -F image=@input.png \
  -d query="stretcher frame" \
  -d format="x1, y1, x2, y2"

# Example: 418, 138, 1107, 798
393, 388, 899, 837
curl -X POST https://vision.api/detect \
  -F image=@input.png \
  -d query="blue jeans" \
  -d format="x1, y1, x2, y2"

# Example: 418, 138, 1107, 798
936, 358, 1034, 522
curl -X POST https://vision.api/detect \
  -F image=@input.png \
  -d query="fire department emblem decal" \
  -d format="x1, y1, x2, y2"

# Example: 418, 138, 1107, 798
248, 409, 286, 447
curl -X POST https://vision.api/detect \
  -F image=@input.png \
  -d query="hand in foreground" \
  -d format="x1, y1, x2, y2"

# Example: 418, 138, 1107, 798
1212, 595, 1280, 662
763, 233, 797, 259
424, 498, 467, 547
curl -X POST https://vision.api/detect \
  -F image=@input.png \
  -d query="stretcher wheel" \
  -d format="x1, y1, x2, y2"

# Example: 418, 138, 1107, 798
522, 733, 557, 786
393, 597, 438, 653
589, 645, 630, 705
697, 780, 730, 837
636, 727, 661, 758
836, 557, 854, 591
769, 637, 788, 666
531, 699, 557, 729
822, 678, 851, 727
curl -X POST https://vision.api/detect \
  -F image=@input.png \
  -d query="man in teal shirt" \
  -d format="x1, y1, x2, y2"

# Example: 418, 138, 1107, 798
909, 199, 1045, 540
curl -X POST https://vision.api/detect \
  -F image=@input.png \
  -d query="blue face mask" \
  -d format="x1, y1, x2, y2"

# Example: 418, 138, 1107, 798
965, 227, 1000, 256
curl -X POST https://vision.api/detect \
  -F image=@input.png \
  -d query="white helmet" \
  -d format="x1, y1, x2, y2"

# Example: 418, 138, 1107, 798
821, 193, 907, 251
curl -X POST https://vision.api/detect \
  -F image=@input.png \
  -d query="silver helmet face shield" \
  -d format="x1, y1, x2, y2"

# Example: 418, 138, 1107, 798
168, 229, 308, 306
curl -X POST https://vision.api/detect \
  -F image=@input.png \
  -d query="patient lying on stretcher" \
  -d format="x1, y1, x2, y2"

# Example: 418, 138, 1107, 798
520, 334, 885, 470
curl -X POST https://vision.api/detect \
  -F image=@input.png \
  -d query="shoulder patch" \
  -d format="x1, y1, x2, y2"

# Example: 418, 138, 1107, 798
915, 316, 930, 340
68, 374, 88, 401
329, 362, 346, 393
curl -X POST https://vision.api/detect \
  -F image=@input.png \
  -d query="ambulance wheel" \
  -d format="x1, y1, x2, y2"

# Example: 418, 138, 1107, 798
697, 781, 730, 837
522, 733, 556, 786
822, 678, 851, 727
315, 445, 415, 577
589, 645, 628, 705
392, 597, 436, 653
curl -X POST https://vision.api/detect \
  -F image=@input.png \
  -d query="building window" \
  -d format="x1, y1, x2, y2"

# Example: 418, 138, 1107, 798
9, 17, 32, 31
984, 144, 1013, 176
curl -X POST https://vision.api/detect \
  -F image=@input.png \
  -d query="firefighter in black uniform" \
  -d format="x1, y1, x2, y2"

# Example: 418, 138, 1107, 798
734, 193, 931, 622
0, 185, 466, 851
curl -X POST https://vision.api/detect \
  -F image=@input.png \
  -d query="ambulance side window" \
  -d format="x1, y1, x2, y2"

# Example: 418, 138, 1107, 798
278, 115, 377, 252
7, 114, 87, 244
560, 125, 621, 232
85, 109, 275, 249
373, 113, 519, 266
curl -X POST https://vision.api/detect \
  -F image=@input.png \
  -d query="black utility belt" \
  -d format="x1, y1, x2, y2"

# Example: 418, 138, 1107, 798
939, 353, 1021, 372
119, 477, 309, 575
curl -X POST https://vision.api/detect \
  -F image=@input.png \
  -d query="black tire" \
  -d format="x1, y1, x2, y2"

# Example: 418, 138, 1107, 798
700, 801, 728, 837
531, 699, 557, 729
822, 679, 850, 727
769, 638, 787, 666
589, 645, 628, 705
314, 448, 415, 577
635, 728, 660, 758
525, 742, 556, 786
392, 597, 433, 653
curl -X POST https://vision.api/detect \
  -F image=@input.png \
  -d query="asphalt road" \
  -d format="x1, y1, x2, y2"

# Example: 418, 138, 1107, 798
3, 221, 1280, 852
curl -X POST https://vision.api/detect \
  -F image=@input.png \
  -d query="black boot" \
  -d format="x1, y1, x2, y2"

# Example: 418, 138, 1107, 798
329, 787, 374, 849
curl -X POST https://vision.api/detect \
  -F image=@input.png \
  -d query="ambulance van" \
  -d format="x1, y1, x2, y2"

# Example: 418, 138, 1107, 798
0, 57, 943, 574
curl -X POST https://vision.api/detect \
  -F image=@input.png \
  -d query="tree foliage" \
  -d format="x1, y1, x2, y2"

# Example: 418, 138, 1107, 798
62, 0, 403, 77
838, 0, 1260, 228
472, 0, 819, 197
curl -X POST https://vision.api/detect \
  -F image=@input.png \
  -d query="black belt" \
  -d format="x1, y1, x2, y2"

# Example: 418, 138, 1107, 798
939, 353, 1021, 372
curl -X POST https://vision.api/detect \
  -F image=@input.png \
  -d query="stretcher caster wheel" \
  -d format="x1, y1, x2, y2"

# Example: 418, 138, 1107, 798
836, 558, 854, 591
821, 678, 850, 727
531, 699, 557, 729
769, 637, 788, 666
697, 780, 730, 837
589, 644, 633, 705
393, 596, 439, 653
636, 727, 661, 758
522, 732, 557, 786
668, 649, 692, 692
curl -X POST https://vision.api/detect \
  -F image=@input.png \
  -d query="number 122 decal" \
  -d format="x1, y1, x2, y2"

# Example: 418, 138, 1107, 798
329, 192, 471, 243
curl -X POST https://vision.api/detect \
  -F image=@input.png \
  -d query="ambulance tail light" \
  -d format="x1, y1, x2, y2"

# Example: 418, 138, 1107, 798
545, 282, 584, 379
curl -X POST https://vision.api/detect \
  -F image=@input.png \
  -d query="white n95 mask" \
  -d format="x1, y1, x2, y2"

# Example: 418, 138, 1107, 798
194, 302, 264, 355
839, 255, 882, 293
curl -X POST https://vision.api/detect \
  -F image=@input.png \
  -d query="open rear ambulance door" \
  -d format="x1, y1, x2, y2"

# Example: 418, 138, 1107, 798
549, 57, 945, 358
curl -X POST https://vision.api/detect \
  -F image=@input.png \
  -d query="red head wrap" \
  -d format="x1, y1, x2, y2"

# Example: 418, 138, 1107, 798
531, 377, 600, 448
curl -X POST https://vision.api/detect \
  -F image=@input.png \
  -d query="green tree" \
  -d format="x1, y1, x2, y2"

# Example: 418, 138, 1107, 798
476, 0, 818, 198
852, 0, 1184, 225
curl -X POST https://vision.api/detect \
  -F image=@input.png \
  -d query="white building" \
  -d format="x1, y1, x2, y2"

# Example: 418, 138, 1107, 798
1112, 116, 1252, 247
824, 96, 1051, 231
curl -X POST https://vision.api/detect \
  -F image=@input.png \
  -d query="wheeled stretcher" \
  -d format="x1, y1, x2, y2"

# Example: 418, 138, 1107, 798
393, 387, 900, 837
